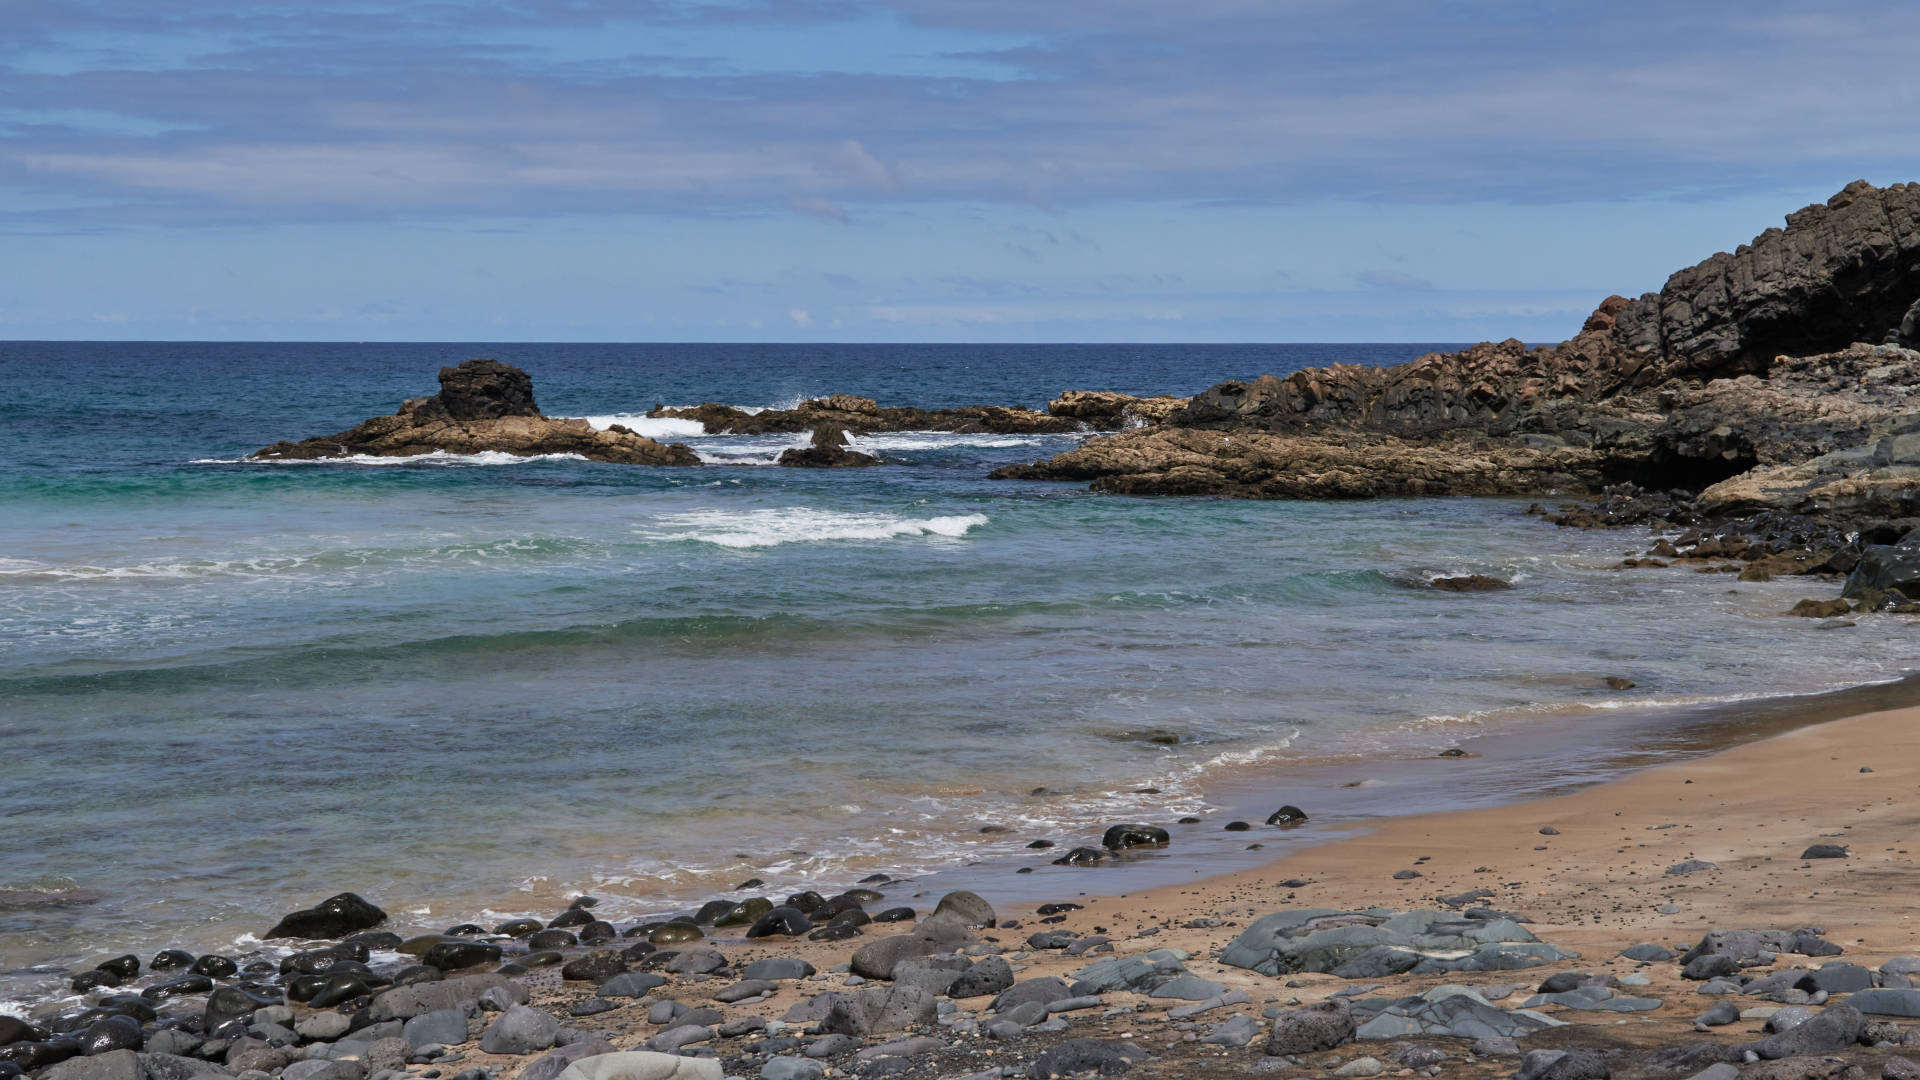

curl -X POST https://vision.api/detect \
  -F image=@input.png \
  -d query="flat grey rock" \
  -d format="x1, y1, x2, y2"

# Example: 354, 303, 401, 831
553, 1051, 723, 1080
1852, 989, 1920, 1017
403, 1009, 470, 1050
1352, 986, 1565, 1040
479, 1005, 561, 1055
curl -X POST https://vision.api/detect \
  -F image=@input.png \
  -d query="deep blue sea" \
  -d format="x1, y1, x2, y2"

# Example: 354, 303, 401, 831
4, 341, 1916, 1012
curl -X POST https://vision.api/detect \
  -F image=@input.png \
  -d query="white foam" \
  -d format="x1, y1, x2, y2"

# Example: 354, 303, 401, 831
0, 556, 311, 581
578, 414, 708, 440
691, 433, 812, 466
845, 431, 1077, 452
195, 451, 589, 467
639, 508, 989, 549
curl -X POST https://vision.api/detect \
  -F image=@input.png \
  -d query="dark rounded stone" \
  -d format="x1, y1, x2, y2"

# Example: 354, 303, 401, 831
1102, 824, 1170, 851
69, 971, 120, 993
692, 900, 736, 925
0, 1062, 20, 1080
188, 955, 238, 979
423, 942, 502, 971
1267, 805, 1309, 827
518, 950, 565, 968
323, 960, 386, 987
814, 895, 864, 920
94, 956, 140, 980
392, 964, 443, 986
141, 975, 214, 1002
714, 898, 773, 928
784, 892, 826, 914
1178, 816, 1202, 824
840, 888, 885, 904
92, 997, 153, 1024
570, 896, 599, 909
494, 919, 543, 938
285, 974, 328, 1003
745, 907, 812, 938
78, 1015, 142, 1056
445, 924, 487, 936
281, 943, 368, 976
577, 921, 616, 944
149, 950, 195, 972
526, 930, 578, 950
620, 941, 657, 961
1035, 903, 1083, 915
808, 925, 862, 942
872, 907, 917, 923
0, 1039, 79, 1070
308, 974, 372, 1009
1223, 821, 1251, 831
828, 908, 871, 928
264, 892, 388, 940
1051, 846, 1106, 867
344, 931, 404, 950
203, 985, 279, 1032
1025, 839, 1056, 849
0, 1017, 45, 1047
547, 908, 595, 929
734, 878, 766, 890
649, 923, 704, 946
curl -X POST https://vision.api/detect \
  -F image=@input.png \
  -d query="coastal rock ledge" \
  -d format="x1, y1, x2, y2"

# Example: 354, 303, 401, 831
994, 180, 1920, 522
253, 359, 700, 465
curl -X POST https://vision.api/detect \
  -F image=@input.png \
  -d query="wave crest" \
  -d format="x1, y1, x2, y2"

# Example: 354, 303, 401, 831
639, 508, 990, 549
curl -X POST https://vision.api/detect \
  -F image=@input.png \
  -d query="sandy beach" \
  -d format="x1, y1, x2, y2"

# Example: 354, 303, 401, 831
339, 699, 1920, 1080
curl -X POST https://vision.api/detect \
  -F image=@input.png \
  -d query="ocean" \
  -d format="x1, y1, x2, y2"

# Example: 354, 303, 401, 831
3, 341, 1915, 1011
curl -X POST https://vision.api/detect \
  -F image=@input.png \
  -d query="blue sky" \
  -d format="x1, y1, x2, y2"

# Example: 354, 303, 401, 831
3, 1, 1919, 343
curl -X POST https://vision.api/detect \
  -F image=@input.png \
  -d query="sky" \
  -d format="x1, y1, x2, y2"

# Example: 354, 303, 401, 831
4, 1, 1920, 343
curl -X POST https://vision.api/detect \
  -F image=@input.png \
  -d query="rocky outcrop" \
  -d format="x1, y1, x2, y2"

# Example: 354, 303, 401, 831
648, 395, 1080, 436
778, 425, 882, 468
991, 428, 1606, 499
254, 360, 701, 466
997, 182, 1920, 518
1046, 390, 1191, 429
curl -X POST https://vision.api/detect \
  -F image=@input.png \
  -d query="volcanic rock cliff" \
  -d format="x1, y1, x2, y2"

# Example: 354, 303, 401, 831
253, 359, 701, 465
996, 180, 1920, 532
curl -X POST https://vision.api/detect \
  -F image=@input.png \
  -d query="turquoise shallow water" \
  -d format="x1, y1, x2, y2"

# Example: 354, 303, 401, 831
4, 341, 1918, 1009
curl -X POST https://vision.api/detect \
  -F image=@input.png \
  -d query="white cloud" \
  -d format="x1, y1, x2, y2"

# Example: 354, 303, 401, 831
789, 307, 813, 327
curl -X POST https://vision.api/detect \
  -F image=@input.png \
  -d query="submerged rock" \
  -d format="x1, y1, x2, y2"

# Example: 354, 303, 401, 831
776, 424, 881, 468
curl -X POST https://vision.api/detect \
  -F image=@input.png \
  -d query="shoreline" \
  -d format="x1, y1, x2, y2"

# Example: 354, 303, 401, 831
10, 656, 1920, 1013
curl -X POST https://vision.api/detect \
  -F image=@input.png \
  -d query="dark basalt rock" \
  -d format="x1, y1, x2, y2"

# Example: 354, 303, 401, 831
0, 1018, 44, 1047
1428, 575, 1512, 592
494, 919, 543, 938
715, 898, 773, 928
148, 950, 194, 972
546, 907, 594, 929
1052, 846, 1107, 867
746, 907, 813, 938
264, 893, 387, 940
307, 974, 373, 1008
140, 975, 213, 1002
76, 1016, 142, 1056
93, 956, 139, 981
558, 951, 627, 983
650, 394, 1080, 437
808, 924, 863, 942
422, 941, 501, 971
68, 972, 119, 993
1267, 805, 1309, 827
777, 424, 882, 468
577, 921, 616, 944
424, 359, 539, 421
1101, 824, 1170, 851
872, 907, 916, 923
203, 986, 279, 1033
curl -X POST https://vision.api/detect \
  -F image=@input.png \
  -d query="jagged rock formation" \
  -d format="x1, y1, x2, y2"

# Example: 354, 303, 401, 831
778, 424, 882, 468
997, 182, 1920, 523
648, 394, 1080, 436
253, 359, 701, 466
1046, 390, 1191, 428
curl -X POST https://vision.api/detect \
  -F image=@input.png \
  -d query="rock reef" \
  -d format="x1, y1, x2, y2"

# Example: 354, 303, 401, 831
996, 181, 1920, 536
253, 360, 700, 466
647, 394, 1082, 436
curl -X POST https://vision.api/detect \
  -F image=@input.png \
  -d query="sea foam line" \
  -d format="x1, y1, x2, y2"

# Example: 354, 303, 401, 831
637, 508, 990, 549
